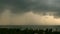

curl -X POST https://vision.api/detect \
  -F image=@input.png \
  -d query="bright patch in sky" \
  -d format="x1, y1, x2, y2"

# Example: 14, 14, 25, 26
0, 10, 60, 25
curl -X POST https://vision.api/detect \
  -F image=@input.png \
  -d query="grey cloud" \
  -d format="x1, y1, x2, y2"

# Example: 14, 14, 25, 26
0, 0, 60, 18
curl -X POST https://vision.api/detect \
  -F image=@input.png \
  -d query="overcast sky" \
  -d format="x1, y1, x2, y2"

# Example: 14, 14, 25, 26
0, 0, 60, 25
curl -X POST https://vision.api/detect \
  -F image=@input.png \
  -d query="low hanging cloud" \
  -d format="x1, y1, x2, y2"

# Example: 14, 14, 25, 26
0, 0, 60, 25
0, 9, 60, 25
0, 0, 60, 18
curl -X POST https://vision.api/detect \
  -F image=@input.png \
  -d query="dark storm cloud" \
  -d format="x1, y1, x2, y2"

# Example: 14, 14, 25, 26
0, 0, 60, 17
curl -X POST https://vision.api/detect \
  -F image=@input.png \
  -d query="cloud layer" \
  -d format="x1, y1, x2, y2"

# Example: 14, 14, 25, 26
0, 0, 60, 18
0, 0, 60, 25
0, 9, 60, 25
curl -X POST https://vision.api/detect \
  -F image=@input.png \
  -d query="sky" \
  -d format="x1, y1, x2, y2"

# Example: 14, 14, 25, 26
0, 0, 60, 25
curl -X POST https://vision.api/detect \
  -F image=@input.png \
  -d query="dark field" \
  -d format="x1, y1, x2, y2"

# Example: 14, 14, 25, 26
0, 25, 60, 34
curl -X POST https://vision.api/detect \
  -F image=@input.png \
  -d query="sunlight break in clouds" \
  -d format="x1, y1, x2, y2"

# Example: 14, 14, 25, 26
0, 9, 60, 25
